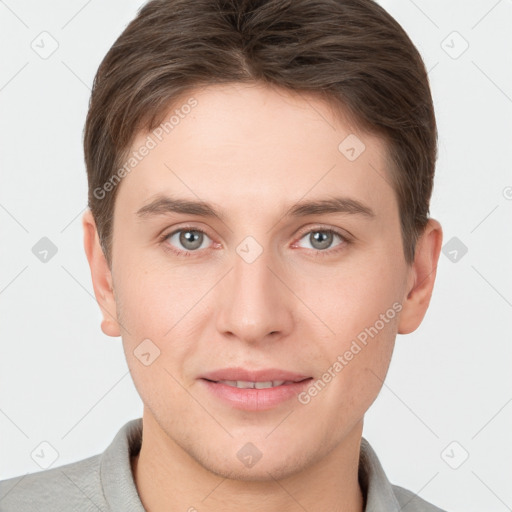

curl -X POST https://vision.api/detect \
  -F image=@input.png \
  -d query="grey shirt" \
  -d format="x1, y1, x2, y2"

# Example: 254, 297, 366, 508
0, 418, 446, 511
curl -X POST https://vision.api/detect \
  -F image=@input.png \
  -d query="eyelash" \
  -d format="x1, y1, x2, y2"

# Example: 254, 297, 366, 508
158, 225, 351, 258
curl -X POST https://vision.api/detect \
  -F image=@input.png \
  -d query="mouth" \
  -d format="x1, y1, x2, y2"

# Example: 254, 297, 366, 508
198, 369, 314, 411
199, 366, 312, 383
202, 378, 312, 389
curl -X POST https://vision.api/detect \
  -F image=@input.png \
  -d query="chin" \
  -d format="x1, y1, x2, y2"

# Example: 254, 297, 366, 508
192, 445, 317, 483
203, 460, 305, 482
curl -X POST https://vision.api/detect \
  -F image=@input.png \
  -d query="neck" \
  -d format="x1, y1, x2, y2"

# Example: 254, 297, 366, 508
131, 411, 365, 512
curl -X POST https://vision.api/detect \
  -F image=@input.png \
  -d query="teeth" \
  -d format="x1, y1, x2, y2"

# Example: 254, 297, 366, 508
217, 380, 289, 389
219, 380, 237, 387
254, 381, 274, 389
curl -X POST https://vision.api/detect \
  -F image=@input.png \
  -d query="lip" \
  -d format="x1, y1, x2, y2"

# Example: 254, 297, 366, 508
198, 367, 313, 411
200, 367, 311, 383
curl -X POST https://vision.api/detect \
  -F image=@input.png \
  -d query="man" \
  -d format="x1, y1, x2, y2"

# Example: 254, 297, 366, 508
0, 0, 445, 510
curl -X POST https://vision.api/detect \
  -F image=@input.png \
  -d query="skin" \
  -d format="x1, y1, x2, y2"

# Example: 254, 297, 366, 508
83, 82, 442, 512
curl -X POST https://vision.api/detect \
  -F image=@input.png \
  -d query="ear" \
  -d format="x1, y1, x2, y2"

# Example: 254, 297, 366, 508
398, 218, 443, 334
82, 209, 121, 337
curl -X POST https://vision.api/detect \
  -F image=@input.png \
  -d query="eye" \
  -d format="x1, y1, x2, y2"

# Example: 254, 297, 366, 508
160, 225, 350, 257
295, 228, 348, 254
162, 227, 212, 255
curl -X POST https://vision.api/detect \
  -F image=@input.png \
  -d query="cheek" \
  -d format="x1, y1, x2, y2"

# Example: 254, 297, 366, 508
298, 259, 401, 403
293, 252, 403, 341
302, 311, 398, 432
114, 254, 213, 337
116, 274, 195, 416
113, 257, 215, 392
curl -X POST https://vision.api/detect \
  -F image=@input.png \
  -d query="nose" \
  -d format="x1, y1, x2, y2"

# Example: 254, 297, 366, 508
215, 243, 294, 345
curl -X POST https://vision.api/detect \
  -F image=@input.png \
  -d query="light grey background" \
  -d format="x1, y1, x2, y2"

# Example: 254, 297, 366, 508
1, 1, 511, 511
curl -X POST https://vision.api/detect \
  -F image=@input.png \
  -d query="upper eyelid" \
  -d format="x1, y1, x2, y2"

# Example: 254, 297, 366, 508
296, 225, 349, 239
164, 225, 213, 240
165, 224, 348, 237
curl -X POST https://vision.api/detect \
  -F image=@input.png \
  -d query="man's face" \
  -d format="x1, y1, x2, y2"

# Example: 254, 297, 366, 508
109, 82, 412, 479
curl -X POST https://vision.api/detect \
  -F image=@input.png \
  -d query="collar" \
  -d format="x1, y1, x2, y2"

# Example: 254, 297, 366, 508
359, 437, 402, 511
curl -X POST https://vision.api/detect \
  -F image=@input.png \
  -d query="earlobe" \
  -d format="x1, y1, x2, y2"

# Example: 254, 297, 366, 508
397, 218, 443, 335
82, 209, 121, 338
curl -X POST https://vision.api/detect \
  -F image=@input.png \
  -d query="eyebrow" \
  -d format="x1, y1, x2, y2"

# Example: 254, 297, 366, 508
136, 194, 375, 221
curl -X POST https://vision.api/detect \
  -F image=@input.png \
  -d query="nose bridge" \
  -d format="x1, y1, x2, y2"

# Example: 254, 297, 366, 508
216, 238, 293, 342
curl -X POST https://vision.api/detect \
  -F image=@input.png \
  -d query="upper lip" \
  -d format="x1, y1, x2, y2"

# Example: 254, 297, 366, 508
200, 367, 311, 383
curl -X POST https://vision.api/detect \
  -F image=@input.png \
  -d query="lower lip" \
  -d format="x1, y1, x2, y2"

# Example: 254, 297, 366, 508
199, 378, 313, 411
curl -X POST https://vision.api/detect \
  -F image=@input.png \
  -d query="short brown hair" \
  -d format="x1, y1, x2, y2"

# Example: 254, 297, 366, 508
84, 0, 437, 267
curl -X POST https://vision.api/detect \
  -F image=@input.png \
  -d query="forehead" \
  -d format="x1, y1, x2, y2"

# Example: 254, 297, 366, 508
116, 82, 396, 220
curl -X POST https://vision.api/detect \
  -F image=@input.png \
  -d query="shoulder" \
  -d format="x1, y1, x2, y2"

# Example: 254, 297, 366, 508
392, 484, 448, 512
0, 418, 143, 512
0, 453, 103, 512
